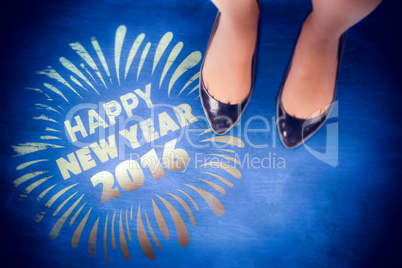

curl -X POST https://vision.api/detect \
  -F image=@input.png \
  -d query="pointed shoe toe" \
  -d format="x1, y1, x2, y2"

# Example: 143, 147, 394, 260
277, 101, 327, 149
200, 80, 247, 135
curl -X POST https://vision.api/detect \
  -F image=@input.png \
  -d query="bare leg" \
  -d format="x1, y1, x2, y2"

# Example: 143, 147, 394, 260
202, 0, 259, 104
281, 0, 382, 119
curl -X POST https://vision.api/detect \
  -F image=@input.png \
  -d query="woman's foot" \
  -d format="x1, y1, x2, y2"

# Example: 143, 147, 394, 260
281, 13, 341, 119
202, 0, 259, 104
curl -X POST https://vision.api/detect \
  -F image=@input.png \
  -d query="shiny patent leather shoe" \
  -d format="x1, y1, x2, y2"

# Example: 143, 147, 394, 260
277, 32, 347, 148
199, 0, 260, 135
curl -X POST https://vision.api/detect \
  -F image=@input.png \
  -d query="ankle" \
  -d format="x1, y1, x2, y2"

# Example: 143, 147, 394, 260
221, 0, 259, 26
305, 12, 343, 42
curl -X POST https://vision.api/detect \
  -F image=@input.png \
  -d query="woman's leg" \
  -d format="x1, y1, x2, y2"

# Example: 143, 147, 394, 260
281, 0, 382, 119
202, 0, 259, 104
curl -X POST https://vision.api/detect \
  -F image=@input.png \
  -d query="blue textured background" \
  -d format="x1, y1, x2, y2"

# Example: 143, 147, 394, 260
1, 0, 401, 267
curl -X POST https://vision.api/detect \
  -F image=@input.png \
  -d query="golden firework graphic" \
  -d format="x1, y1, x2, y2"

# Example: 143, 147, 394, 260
12, 25, 245, 262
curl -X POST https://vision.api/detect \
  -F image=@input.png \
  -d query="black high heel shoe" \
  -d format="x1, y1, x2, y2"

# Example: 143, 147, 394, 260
277, 32, 347, 149
199, 0, 260, 135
